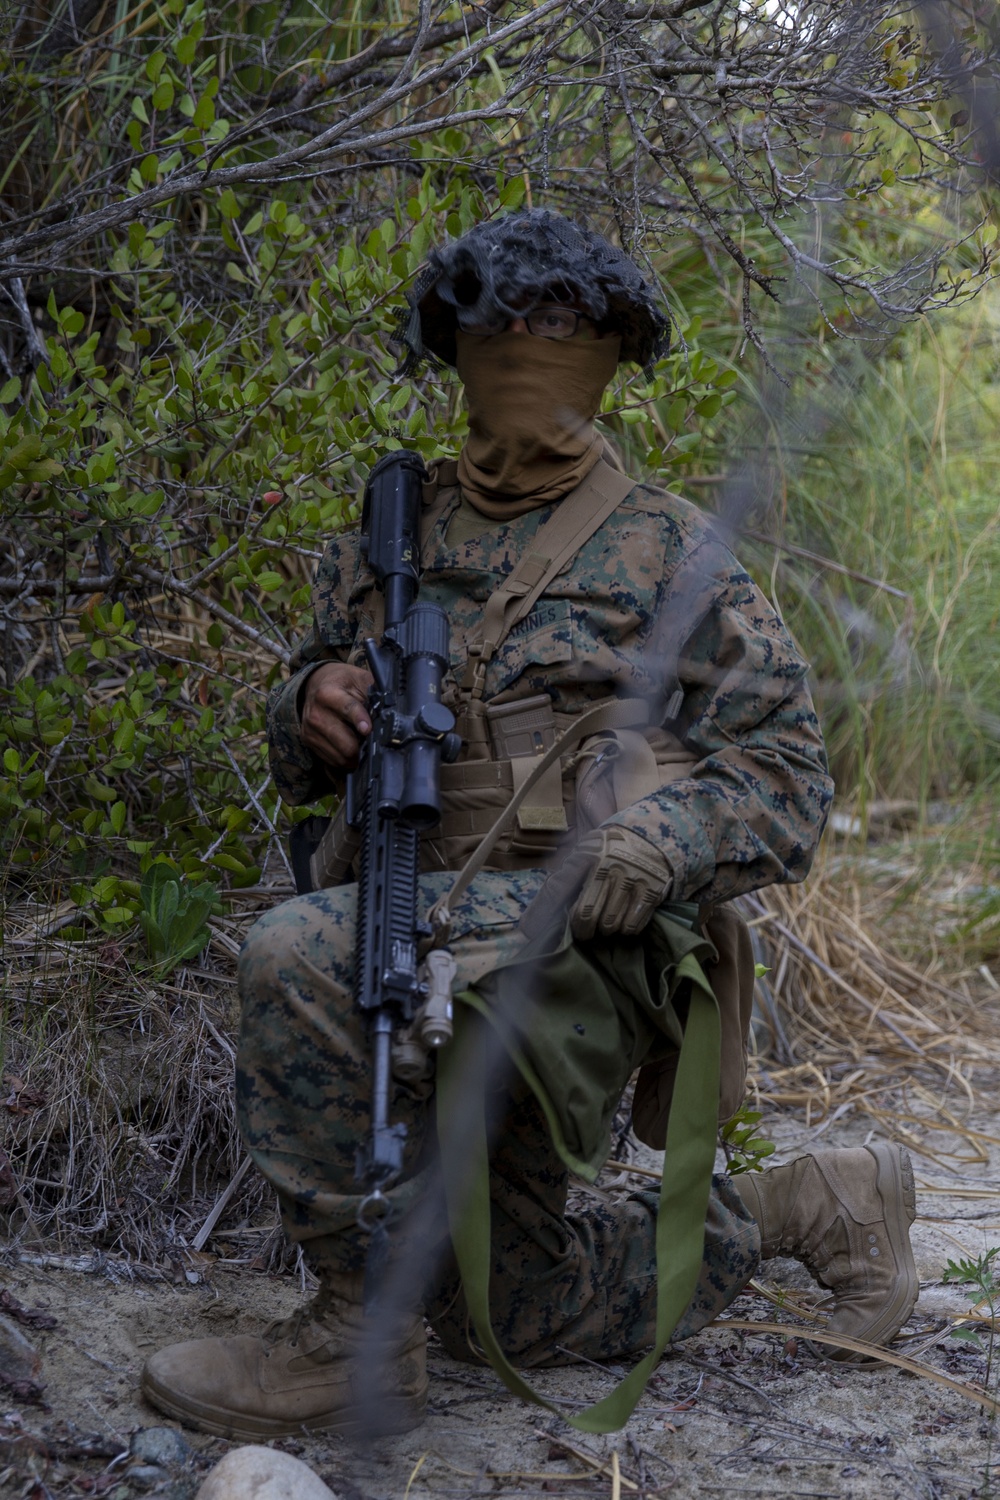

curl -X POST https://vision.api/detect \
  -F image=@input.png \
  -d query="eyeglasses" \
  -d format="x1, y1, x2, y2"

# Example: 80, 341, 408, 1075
463, 305, 596, 340
522, 306, 593, 339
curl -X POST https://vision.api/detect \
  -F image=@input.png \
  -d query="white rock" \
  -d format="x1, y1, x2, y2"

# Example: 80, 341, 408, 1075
195, 1445, 338, 1500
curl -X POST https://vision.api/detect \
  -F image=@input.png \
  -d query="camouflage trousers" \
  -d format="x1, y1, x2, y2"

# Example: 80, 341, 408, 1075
236, 870, 760, 1369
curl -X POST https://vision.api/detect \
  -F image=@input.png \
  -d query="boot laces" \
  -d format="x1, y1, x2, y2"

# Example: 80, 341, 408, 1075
264, 1284, 338, 1350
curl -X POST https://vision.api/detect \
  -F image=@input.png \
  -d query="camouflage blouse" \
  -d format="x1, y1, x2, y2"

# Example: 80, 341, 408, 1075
266, 478, 833, 907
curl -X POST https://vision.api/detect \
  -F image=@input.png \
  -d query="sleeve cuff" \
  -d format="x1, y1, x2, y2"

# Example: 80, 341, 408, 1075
606, 791, 714, 900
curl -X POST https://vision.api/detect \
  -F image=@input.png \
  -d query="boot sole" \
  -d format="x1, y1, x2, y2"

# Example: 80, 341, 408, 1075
140, 1369, 426, 1441
828, 1141, 918, 1361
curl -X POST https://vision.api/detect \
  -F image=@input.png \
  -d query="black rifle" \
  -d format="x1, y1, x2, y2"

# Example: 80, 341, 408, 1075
346, 451, 461, 1252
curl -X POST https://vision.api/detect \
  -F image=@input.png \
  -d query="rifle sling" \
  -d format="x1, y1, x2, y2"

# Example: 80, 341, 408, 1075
460, 458, 636, 700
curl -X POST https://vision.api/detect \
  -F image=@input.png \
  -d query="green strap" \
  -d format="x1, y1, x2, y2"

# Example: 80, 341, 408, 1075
435, 953, 721, 1433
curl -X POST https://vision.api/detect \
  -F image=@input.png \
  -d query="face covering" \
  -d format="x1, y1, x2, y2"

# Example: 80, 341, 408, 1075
455, 329, 621, 517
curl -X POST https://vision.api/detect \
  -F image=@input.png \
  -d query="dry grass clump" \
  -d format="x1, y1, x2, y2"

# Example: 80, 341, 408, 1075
0, 892, 278, 1268
746, 827, 1000, 1161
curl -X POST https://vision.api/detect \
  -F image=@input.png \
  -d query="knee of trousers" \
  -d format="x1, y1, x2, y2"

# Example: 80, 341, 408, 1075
235, 889, 364, 1146
237, 889, 357, 1041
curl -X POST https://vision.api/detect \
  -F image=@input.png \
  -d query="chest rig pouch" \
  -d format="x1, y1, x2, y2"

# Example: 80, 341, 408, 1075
486, 694, 567, 833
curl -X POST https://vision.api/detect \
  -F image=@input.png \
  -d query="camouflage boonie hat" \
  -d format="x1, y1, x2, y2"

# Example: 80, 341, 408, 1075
397, 210, 671, 372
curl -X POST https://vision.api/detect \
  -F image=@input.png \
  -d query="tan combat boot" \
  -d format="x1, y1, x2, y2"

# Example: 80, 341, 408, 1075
735, 1142, 917, 1358
140, 1271, 427, 1439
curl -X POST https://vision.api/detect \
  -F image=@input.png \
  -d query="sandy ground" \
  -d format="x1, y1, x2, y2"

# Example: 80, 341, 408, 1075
3, 1097, 999, 1500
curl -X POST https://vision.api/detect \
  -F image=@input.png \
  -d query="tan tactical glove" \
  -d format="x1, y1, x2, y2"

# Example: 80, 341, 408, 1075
521, 826, 673, 942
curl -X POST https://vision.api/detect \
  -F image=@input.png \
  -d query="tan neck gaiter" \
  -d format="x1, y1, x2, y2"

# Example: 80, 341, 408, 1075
455, 329, 621, 518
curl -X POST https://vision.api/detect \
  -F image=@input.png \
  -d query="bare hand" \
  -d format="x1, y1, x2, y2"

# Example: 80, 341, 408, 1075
299, 662, 374, 773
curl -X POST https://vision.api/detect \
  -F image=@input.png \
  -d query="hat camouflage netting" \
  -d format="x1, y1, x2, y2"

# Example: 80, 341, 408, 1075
396, 210, 671, 371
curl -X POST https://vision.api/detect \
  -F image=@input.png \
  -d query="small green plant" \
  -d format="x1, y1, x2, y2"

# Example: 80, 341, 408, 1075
943, 1246, 999, 1387
720, 1104, 776, 1174
138, 864, 219, 974
943, 1247, 999, 1499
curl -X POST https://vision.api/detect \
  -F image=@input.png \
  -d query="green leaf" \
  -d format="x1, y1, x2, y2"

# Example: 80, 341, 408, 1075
166, 900, 207, 947
499, 176, 526, 210
191, 94, 215, 129
174, 31, 198, 64
109, 800, 127, 834
21, 459, 64, 482
0, 376, 21, 403
84, 777, 117, 803
113, 719, 136, 753
219, 187, 239, 219
172, 928, 212, 962
155, 876, 181, 934
102, 906, 135, 925
138, 911, 164, 950
666, 398, 687, 431
210, 852, 249, 874
152, 78, 175, 111
131, 96, 150, 125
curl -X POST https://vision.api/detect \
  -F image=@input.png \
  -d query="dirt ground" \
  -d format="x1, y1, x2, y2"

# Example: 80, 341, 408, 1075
3, 1097, 999, 1500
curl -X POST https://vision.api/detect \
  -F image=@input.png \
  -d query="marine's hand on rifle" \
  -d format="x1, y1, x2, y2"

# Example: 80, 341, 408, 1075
299, 662, 374, 772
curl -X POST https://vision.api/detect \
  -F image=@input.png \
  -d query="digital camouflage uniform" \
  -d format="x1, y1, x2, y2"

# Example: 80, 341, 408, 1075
237, 472, 833, 1367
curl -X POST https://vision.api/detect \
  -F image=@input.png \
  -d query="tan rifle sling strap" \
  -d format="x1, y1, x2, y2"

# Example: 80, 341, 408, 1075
372, 454, 635, 701
460, 458, 637, 701
421, 456, 460, 537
